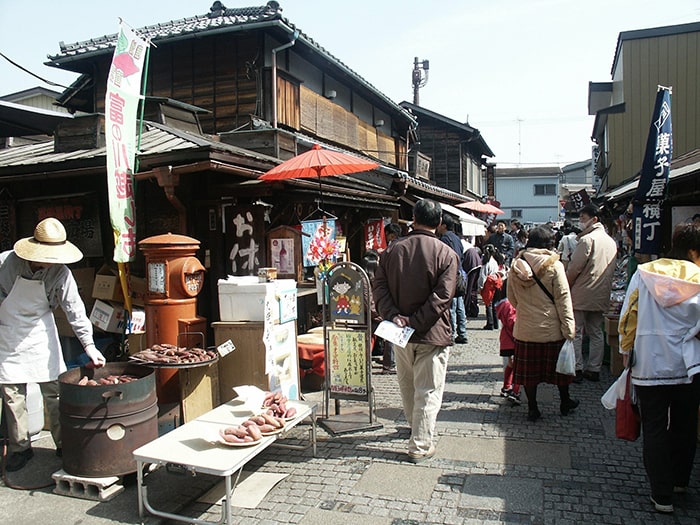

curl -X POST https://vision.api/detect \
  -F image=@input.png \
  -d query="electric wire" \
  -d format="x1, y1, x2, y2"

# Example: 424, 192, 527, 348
0, 52, 72, 90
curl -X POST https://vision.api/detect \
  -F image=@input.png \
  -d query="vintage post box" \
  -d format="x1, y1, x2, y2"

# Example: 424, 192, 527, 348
138, 233, 206, 403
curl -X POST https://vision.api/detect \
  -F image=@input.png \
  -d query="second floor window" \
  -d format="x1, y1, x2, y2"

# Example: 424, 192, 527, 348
534, 184, 556, 196
511, 209, 522, 218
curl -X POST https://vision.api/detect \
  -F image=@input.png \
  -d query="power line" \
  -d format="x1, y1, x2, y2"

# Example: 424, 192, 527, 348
0, 52, 72, 90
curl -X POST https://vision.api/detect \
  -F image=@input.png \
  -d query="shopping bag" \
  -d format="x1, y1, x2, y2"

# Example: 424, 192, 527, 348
601, 368, 629, 410
615, 370, 641, 441
555, 339, 576, 375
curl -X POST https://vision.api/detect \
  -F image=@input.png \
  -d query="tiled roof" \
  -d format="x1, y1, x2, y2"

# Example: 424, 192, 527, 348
49, 2, 282, 60
0, 121, 273, 170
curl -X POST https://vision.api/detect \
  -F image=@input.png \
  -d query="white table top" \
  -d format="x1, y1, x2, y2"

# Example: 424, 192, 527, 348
133, 398, 314, 477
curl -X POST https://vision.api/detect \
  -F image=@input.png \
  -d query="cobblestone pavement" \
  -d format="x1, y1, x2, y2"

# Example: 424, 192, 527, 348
1, 313, 699, 524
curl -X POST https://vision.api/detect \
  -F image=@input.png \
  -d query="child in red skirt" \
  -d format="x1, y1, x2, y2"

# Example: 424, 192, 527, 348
482, 274, 520, 404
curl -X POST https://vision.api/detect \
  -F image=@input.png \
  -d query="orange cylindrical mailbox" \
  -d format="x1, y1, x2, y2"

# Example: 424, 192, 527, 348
138, 233, 206, 403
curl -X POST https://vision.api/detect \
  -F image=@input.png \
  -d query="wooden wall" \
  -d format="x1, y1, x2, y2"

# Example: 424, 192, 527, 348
88, 31, 403, 166
94, 34, 262, 134
417, 123, 463, 194
299, 86, 396, 165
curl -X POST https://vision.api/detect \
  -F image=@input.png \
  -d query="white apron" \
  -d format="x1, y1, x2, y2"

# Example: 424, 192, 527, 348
0, 276, 65, 383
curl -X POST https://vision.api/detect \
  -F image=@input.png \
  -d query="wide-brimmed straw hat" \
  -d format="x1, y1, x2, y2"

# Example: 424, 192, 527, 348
14, 218, 83, 264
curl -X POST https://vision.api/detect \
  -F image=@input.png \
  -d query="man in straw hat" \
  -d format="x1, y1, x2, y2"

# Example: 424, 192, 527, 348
0, 217, 105, 472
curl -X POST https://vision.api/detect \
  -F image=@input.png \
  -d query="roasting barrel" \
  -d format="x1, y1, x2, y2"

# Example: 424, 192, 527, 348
58, 362, 158, 477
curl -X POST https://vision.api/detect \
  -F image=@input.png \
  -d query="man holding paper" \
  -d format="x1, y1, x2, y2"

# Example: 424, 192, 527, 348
373, 199, 459, 463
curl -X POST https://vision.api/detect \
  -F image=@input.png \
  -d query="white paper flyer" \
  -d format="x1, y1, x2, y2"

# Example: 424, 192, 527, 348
374, 320, 414, 348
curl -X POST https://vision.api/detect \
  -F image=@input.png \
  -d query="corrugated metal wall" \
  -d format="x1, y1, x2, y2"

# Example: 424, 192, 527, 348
607, 30, 700, 188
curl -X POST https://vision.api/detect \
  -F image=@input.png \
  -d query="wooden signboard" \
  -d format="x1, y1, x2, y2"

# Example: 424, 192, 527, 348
267, 225, 303, 282
319, 262, 381, 435
327, 329, 367, 396
16, 193, 103, 258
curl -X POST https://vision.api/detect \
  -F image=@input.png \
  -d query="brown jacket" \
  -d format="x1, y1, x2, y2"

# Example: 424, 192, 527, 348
507, 248, 575, 342
566, 223, 617, 312
373, 229, 459, 346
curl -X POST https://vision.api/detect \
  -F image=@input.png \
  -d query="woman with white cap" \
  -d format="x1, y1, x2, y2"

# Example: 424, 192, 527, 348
0, 217, 105, 472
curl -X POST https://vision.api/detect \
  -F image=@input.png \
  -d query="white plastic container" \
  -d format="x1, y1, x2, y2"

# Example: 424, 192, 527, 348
27, 383, 44, 437
218, 277, 296, 322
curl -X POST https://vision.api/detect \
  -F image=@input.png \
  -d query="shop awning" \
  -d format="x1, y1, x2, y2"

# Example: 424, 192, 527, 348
440, 202, 487, 236
600, 152, 700, 203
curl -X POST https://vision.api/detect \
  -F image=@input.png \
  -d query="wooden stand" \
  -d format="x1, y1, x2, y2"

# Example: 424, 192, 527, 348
213, 321, 269, 402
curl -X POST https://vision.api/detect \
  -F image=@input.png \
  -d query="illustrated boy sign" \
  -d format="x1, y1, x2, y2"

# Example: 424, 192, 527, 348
327, 263, 366, 325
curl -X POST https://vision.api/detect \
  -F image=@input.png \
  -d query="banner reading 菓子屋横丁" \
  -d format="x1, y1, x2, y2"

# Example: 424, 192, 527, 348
105, 23, 148, 262
632, 86, 672, 255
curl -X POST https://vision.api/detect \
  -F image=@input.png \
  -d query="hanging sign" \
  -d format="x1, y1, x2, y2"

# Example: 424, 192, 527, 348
364, 219, 386, 252
301, 218, 337, 268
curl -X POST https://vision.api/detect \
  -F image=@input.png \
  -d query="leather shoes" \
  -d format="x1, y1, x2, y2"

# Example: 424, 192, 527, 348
454, 336, 468, 344
560, 398, 580, 416
572, 370, 583, 383
5, 448, 34, 472
582, 370, 600, 382
527, 408, 542, 422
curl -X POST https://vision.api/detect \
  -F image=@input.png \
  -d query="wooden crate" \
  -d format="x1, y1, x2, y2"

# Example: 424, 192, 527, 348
608, 340, 625, 376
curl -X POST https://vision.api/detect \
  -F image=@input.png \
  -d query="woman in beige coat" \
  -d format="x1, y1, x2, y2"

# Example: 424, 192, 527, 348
508, 226, 577, 421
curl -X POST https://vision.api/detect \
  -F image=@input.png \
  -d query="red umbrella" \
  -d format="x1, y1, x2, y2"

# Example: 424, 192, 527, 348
457, 200, 504, 215
259, 143, 379, 181
259, 144, 379, 209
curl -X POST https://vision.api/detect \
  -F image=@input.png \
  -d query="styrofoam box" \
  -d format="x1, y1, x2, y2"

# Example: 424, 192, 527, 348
27, 383, 44, 436
218, 277, 296, 322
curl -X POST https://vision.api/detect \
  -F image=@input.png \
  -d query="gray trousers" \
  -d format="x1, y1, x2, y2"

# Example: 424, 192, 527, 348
573, 310, 605, 373
1, 381, 61, 453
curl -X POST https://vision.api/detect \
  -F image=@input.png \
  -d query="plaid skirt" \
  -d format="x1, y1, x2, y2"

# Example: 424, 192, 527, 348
513, 339, 572, 387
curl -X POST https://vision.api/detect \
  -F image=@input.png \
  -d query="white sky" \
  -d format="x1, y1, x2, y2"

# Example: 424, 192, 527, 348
1, 0, 698, 166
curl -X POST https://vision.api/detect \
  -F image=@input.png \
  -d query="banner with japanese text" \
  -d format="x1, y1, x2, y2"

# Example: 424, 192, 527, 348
105, 23, 147, 262
570, 188, 591, 211
633, 87, 672, 255
364, 219, 386, 252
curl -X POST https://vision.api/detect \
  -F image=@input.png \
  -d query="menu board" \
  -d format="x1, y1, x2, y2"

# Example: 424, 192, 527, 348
16, 194, 103, 258
327, 329, 367, 396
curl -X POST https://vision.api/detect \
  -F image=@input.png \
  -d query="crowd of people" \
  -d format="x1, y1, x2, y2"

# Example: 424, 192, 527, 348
369, 199, 700, 514
3, 205, 698, 516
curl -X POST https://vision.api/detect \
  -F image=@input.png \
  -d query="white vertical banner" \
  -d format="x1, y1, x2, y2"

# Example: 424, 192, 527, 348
105, 23, 148, 262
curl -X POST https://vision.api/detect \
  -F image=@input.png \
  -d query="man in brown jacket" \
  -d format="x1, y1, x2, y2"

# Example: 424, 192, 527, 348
566, 205, 618, 382
373, 199, 458, 462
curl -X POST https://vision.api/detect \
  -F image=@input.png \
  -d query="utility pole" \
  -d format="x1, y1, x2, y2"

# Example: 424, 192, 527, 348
412, 57, 429, 105
516, 117, 523, 166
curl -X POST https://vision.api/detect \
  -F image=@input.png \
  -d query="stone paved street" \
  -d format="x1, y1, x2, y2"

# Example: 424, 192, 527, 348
1, 312, 699, 524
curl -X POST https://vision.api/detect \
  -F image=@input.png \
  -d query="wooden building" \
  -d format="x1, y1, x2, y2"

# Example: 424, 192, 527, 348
0, 1, 489, 336
399, 101, 493, 198
589, 21, 700, 192
589, 21, 700, 252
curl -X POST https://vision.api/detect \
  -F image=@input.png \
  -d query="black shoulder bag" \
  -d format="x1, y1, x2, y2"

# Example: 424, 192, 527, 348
522, 257, 555, 303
